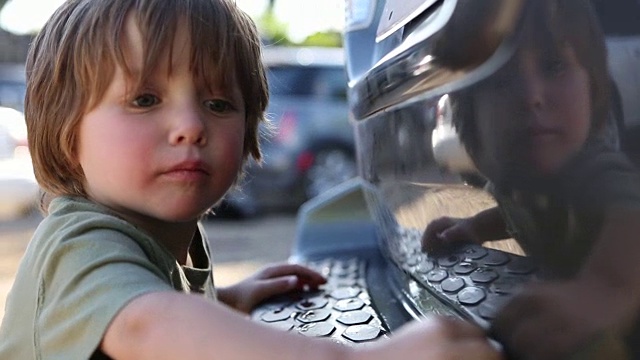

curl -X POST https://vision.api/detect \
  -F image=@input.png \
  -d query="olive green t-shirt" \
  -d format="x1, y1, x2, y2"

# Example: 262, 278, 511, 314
0, 196, 216, 359
492, 143, 640, 278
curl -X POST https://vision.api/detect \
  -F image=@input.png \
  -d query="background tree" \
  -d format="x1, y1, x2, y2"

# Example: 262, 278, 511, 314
301, 30, 343, 47
258, 0, 293, 45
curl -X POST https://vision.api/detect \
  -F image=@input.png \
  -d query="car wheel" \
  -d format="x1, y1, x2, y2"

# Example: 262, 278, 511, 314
304, 148, 357, 199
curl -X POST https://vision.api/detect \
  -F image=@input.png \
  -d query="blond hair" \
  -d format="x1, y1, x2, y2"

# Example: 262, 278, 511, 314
26, 0, 268, 201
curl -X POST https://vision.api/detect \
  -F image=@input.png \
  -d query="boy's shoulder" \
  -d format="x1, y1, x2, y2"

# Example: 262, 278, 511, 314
1, 197, 182, 360
33, 196, 177, 273
42, 196, 147, 241
556, 143, 640, 208
47, 196, 129, 223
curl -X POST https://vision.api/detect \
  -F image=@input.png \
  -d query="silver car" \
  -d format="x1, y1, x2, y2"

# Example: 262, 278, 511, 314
218, 47, 356, 217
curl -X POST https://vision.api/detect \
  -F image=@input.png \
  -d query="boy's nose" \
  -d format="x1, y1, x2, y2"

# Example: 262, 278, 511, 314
168, 106, 207, 146
519, 73, 545, 111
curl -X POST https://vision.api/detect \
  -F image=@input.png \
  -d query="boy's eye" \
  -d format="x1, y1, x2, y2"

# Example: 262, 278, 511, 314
133, 94, 160, 107
205, 99, 235, 113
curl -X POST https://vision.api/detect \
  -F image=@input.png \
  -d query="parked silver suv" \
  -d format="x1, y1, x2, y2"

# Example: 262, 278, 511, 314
218, 47, 355, 216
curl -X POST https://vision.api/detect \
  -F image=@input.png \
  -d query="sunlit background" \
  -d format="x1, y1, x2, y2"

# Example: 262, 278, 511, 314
0, 0, 345, 43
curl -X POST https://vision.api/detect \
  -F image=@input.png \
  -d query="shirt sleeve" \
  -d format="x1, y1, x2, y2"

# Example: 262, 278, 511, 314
35, 228, 175, 360
556, 144, 640, 211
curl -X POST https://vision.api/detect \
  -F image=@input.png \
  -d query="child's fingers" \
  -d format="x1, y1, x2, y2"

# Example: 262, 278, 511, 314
421, 217, 457, 252
440, 225, 472, 245
252, 276, 299, 302
257, 263, 326, 284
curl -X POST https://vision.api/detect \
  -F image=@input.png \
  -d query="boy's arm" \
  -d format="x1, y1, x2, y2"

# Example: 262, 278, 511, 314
101, 291, 502, 360
469, 206, 510, 241
491, 206, 640, 359
579, 205, 640, 319
101, 292, 348, 360
559, 145, 640, 293
490, 147, 640, 358
423, 206, 509, 254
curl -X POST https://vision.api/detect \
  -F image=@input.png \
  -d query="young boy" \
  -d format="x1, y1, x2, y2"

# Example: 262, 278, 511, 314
423, 0, 640, 358
0, 0, 502, 359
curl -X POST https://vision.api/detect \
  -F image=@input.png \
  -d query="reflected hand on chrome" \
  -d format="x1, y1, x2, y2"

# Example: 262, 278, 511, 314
422, 216, 483, 255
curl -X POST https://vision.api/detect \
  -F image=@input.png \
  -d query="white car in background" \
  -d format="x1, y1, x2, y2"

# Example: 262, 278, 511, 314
431, 94, 476, 174
0, 106, 38, 219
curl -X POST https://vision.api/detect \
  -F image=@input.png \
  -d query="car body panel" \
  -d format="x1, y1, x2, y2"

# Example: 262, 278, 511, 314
251, 1, 638, 355
252, 0, 532, 337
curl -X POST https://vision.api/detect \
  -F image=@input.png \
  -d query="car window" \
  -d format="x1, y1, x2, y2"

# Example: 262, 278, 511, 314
591, 0, 640, 36
268, 66, 347, 100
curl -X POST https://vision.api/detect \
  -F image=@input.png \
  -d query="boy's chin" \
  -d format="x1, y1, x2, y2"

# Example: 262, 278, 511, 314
147, 206, 211, 223
529, 155, 564, 177
164, 211, 209, 223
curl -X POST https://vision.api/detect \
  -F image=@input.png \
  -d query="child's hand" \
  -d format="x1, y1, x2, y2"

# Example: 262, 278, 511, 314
490, 278, 634, 360
422, 216, 481, 255
217, 263, 326, 313
355, 316, 503, 360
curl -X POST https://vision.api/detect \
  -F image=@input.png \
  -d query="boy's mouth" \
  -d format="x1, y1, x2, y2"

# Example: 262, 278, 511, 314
163, 160, 211, 175
528, 124, 561, 142
528, 121, 558, 134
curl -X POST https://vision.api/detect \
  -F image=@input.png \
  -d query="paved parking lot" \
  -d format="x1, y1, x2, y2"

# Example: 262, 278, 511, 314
0, 212, 298, 322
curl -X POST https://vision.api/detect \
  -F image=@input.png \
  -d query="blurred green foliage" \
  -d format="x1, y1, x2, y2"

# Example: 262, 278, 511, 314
300, 30, 343, 47
0, 0, 341, 47
257, 10, 294, 46
257, 3, 342, 48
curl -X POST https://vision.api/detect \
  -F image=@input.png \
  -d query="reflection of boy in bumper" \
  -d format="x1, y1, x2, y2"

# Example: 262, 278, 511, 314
423, 0, 640, 358
489, 142, 640, 360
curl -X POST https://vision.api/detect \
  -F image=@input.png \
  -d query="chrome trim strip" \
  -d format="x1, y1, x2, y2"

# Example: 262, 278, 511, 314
376, 0, 442, 42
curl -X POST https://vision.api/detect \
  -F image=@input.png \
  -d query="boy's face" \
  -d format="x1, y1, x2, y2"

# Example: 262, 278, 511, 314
472, 43, 591, 180
76, 17, 246, 223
